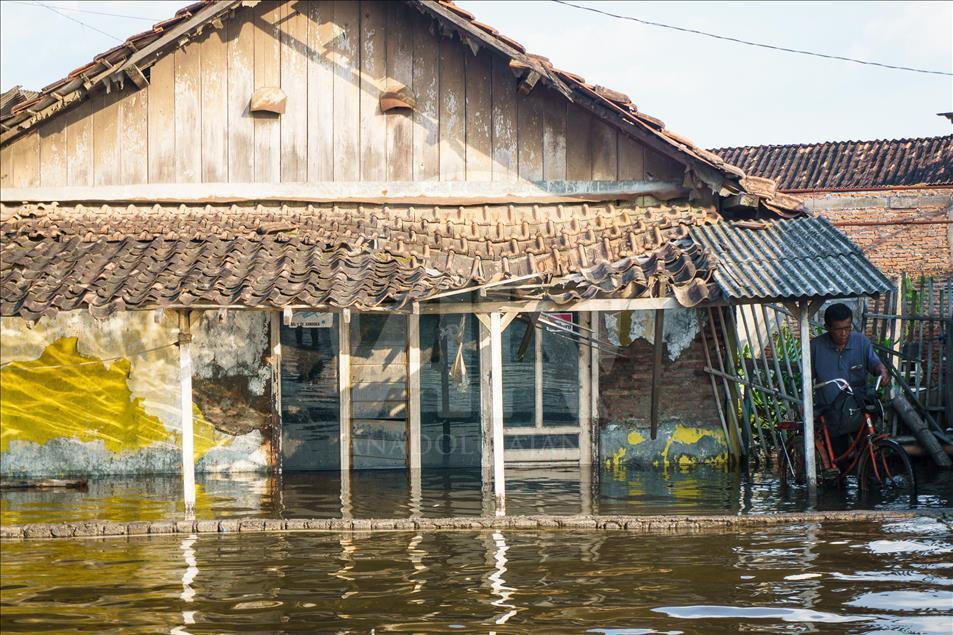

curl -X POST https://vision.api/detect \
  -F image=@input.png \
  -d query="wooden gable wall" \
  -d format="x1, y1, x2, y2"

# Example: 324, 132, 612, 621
0, 0, 683, 189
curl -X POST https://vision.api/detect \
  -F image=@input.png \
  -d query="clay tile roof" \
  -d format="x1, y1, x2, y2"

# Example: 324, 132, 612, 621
0, 86, 38, 118
1, 201, 725, 320
712, 136, 953, 192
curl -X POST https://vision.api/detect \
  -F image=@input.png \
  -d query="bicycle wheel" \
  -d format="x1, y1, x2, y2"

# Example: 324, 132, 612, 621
780, 434, 824, 488
857, 438, 917, 506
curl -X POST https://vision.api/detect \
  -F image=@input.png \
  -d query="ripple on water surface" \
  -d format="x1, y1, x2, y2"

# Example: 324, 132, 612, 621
2, 518, 952, 633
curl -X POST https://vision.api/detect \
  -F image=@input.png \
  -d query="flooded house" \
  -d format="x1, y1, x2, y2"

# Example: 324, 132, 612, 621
0, 0, 892, 512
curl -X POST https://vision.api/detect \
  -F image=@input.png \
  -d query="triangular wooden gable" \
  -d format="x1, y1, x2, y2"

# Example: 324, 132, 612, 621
1, 0, 688, 189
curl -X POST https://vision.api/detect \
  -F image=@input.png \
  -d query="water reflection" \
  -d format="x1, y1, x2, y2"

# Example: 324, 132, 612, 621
2, 464, 951, 526
3, 519, 952, 633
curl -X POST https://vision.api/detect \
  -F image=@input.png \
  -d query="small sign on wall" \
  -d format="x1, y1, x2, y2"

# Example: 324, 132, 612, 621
289, 311, 334, 328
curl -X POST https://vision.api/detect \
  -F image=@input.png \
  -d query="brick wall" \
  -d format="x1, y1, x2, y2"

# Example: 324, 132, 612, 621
598, 327, 721, 428
799, 187, 953, 280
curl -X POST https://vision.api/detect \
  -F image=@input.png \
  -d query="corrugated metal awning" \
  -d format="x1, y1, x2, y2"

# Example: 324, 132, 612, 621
690, 216, 893, 301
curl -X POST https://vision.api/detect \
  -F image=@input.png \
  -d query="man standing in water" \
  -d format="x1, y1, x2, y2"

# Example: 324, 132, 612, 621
810, 303, 890, 457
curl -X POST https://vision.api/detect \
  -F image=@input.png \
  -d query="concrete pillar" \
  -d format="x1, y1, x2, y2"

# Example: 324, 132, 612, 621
490, 311, 506, 515
798, 299, 818, 501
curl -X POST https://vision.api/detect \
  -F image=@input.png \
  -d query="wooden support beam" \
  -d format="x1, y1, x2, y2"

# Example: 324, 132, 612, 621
407, 313, 422, 471
479, 319, 493, 509
798, 298, 818, 501
178, 310, 196, 513
578, 312, 592, 466
338, 311, 352, 474
422, 297, 682, 315
535, 324, 543, 429
490, 311, 506, 515
650, 309, 665, 440
269, 311, 282, 471
590, 313, 601, 469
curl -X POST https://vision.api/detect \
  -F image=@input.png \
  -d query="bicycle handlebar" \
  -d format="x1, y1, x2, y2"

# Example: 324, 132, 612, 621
813, 377, 853, 394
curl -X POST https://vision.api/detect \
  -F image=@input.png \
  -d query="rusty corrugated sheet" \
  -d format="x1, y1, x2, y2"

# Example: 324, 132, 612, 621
713, 136, 953, 191
690, 217, 893, 301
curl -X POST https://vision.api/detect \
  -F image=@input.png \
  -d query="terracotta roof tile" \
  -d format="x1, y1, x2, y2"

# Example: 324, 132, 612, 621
713, 136, 953, 191
1, 201, 722, 320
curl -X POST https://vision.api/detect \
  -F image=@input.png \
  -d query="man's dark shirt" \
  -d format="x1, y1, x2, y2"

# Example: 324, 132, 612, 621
810, 331, 882, 408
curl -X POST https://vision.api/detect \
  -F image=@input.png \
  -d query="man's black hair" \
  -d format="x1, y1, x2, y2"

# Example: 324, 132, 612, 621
824, 302, 853, 326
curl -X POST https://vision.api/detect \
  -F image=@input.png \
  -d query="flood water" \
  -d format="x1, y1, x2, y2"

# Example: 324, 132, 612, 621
2, 465, 952, 526
1, 517, 951, 633
2, 466, 952, 633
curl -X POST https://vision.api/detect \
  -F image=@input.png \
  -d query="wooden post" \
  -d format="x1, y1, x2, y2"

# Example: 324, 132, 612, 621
490, 311, 506, 514
590, 313, 601, 469
798, 299, 818, 501
534, 322, 543, 428
339, 309, 351, 474
650, 309, 665, 440
408, 313, 422, 471
178, 310, 196, 513
269, 311, 283, 472
578, 312, 592, 466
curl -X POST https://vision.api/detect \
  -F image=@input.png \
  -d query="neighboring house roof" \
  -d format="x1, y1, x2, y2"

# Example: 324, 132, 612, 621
0, 0, 799, 214
713, 136, 953, 192
690, 216, 893, 301
0, 86, 38, 119
1, 200, 720, 321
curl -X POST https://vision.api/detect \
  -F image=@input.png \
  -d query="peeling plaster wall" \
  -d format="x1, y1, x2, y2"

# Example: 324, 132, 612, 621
0, 310, 273, 477
597, 310, 726, 467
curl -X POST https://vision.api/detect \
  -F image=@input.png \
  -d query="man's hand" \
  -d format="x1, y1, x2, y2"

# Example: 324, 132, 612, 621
876, 364, 890, 389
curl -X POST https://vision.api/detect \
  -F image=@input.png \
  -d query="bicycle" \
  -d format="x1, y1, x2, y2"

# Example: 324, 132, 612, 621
778, 377, 917, 506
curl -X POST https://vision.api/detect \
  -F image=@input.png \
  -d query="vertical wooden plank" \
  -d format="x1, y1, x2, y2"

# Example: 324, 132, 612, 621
408, 313, 422, 471
339, 311, 352, 473
465, 48, 493, 181
93, 90, 122, 186
438, 35, 466, 181
254, 1, 281, 182
359, 0, 387, 181
178, 311, 197, 511
385, 1, 414, 181
227, 6, 255, 182
120, 87, 148, 184
38, 117, 68, 187
10, 130, 39, 188
201, 26, 228, 182
269, 312, 283, 469
578, 312, 592, 466
645, 147, 683, 181
279, 0, 308, 182
517, 91, 543, 181
412, 11, 439, 181
479, 317, 493, 475
591, 120, 618, 181
332, 0, 361, 181
490, 56, 517, 181
590, 313, 600, 467
798, 302, 817, 499
542, 91, 567, 181
66, 100, 93, 186
174, 43, 202, 183
534, 324, 543, 427
0, 144, 12, 187
148, 53, 176, 183
307, 0, 335, 182
617, 134, 645, 181
566, 104, 592, 180
490, 311, 506, 514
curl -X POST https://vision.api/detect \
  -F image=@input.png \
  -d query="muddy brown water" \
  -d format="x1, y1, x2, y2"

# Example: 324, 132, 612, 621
2, 466, 952, 633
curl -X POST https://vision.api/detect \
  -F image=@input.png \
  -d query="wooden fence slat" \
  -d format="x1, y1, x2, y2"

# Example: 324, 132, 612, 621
566, 104, 592, 181
439, 36, 466, 181
174, 44, 202, 183
38, 116, 67, 187
68, 100, 94, 186
253, 1, 281, 183
120, 87, 148, 184
517, 91, 543, 181
490, 54, 517, 181
541, 91, 567, 181
332, 0, 361, 181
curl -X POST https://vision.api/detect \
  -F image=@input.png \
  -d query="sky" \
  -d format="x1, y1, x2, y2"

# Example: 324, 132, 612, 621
1, 0, 950, 148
